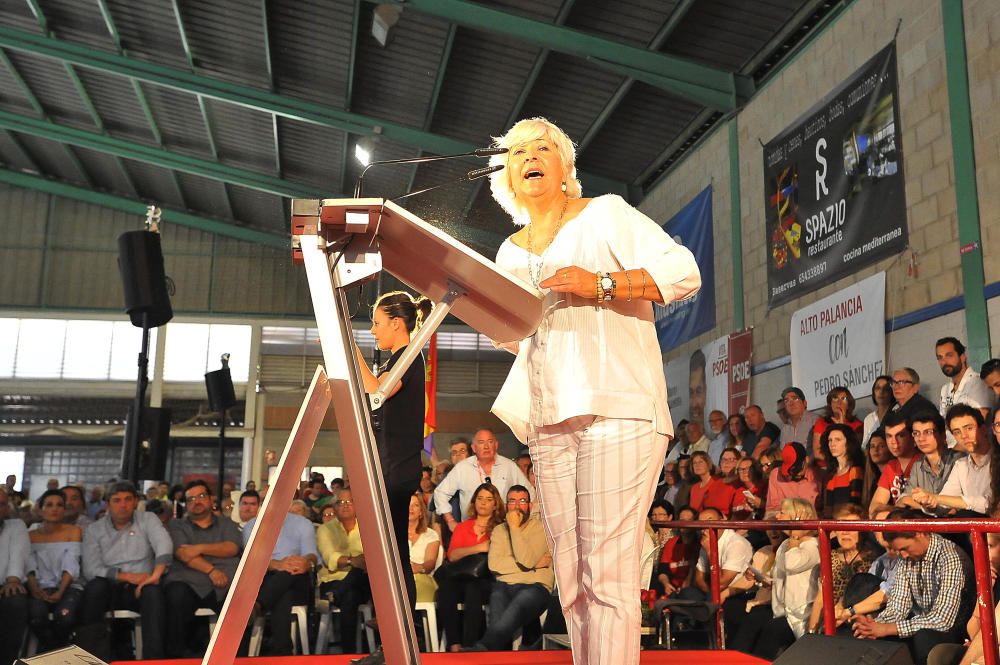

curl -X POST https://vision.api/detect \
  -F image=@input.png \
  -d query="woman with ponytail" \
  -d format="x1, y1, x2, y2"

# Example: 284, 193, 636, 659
352, 290, 433, 662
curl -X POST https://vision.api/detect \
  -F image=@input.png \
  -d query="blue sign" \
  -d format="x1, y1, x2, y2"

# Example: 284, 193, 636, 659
655, 185, 716, 352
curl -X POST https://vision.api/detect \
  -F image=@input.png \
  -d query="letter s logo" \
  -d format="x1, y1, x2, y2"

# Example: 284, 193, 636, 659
815, 138, 829, 199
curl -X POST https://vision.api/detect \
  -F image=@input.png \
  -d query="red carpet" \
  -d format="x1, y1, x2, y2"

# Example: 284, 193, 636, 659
124, 652, 767, 665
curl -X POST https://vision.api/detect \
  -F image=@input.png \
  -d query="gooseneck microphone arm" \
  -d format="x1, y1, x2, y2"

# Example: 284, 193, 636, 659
353, 146, 507, 197
390, 164, 504, 203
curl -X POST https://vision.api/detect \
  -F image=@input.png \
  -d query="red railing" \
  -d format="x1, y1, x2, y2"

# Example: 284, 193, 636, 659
658, 518, 999, 665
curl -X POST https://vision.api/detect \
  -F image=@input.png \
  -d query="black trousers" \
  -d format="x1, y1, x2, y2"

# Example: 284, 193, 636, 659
753, 615, 796, 660
387, 485, 417, 611
27, 587, 83, 651
0, 592, 28, 665
888, 628, 965, 665
163, 581, 221, 658
237, 570, 311, 656
727, 602, 774, 654
78, 577, 166, 659
437, 576, 493, 648
320, 568, 371, 654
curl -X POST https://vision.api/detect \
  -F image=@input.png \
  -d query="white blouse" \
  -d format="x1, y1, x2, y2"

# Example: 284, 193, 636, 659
409, 527, 444, 571
492, 195, 701, 443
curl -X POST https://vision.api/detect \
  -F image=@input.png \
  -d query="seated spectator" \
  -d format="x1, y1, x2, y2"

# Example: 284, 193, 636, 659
863, 376, 897, 448
437, 482, 503, 652
812, 387, 864, 456
289, 499, 311, 520
836, 508, 898, 626
751, 498, 821, 660
86, 485, 106, 521
0, 486, 30, 665
61, 485, 92, 529
239, 497, 319, 656
26, 489, 83, 652
911, 404, 994, 516
77, 481, 172, 660
727, 413, 751, 458
765, 442, 821, 514
821, 424, 865, 514
707, 410, 732, 465
648, 500, 674, 547
693, 507, 752, 600
726, 527, 787, 651
868, 411, 921, 517
419, 467, 436, 507
898, 410, 963, 516
891, 367, 937, 422
780, 387, 819, 452
408, 492, 442, 603
660, 463, 682, 505
163, 480, 242, 658
688, 452, 737, 517
466, 485, 553, 651
852, 508, 975, 665
665, 418, 690, 464
862, 429, 891, 509
316, 489, 369, 655
718, 447, 742, 483
302, 479, 330, 521
673, 456, 694, 508
652, 505, 699, 598
237, 489, 260, 527
806, 504, 876, 632
686, 420, 711, 455
144, 498, 171, 527
745, 406, 781, 459
731, 457, 766, 521
979, 358, 1000, 404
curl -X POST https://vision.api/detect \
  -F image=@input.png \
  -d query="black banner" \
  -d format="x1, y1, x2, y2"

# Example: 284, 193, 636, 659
763, 43, 907, 309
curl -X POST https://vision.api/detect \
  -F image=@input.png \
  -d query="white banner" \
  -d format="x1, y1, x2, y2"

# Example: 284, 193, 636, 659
790, 271, 886, 404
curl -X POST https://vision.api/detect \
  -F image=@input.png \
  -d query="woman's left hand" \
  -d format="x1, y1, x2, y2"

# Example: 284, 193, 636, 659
539, 266, 597, 299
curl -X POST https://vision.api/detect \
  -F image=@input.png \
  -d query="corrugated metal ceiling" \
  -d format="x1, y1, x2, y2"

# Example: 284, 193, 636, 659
0, 0, 841, 255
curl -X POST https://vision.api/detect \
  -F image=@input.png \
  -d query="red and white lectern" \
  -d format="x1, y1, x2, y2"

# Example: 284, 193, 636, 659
202, 198, 543, 665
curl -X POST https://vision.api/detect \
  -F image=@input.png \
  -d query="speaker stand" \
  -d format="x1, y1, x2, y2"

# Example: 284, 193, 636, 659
122, 310, 151, 482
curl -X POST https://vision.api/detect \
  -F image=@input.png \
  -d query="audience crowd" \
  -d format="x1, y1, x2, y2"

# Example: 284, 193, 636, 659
2, 339, 1000, 664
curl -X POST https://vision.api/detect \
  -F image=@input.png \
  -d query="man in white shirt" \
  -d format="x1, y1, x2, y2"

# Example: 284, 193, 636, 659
686, 420, 711, 455
693, 507, 753, 597
433, 428, 532, 532
936, 337, 992, 422
0, 487, 30, 665
912, 404, 992, 516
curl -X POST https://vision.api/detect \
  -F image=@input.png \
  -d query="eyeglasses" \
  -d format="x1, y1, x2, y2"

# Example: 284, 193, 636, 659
335, 500, 354, 506
889, 379, 915, 386
507, 498, 530, 505
185, 492, 209, 502
911, 428, 937, 439
830, 395, 849, 402
992, 422, 1000, 432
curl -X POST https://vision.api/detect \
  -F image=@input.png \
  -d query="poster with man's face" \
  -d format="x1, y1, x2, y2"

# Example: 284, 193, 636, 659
665, 335, 729, 428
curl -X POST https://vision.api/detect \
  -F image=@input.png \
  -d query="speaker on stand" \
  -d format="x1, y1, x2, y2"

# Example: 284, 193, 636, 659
205, 354, 237, 503
117, 206, 173, 482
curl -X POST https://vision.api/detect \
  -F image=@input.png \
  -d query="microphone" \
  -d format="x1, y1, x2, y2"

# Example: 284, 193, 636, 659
390, 164, 503, 202
354, 146, 507, 197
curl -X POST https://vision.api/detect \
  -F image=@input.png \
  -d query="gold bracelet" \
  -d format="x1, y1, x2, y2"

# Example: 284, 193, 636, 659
625, 270, 633, 302
595, 271, 602, 300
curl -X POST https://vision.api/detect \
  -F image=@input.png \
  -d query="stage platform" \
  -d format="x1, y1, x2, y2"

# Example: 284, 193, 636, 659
121, 652, 767, 665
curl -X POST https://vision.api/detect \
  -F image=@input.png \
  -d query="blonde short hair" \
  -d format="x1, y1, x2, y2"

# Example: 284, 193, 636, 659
488, 117, 582, 225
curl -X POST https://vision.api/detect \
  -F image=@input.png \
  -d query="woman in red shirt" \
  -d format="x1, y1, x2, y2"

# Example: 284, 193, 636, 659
688, 451, 736, 517
811, 386, 864, 453
820, 424, 865, 514
438, 482, 504, 651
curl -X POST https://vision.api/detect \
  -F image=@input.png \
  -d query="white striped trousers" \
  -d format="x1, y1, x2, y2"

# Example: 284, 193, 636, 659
528, 415, 668, 665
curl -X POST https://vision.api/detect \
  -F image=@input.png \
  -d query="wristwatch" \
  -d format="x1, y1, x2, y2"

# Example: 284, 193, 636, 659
599, 273, 615, 301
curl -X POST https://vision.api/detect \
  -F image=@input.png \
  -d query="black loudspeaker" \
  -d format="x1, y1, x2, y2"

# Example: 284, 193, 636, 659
117, 230, 173, 328
205, 367, 237, 412
774, 634, 913, 665
123, 405, 172, 480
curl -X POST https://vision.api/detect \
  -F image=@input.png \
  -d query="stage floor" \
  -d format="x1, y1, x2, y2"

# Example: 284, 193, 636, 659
122, 652, 768, 665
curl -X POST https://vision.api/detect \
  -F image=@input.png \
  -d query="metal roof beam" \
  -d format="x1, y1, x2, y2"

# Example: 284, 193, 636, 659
0, 109, 324, 198
373, 0, 752, 111
0, 25, 625, 193
0, 168, 288, 248
339, 0, 363, 197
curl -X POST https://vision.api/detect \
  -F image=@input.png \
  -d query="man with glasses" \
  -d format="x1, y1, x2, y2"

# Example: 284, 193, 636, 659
163, 480, 243, 657
317, 489, 369, 655
465, 485, 552, 651
911, 404, 993, 517
890, 368, 936, 422
897, 411, 963, 517
778, 387, 818, 452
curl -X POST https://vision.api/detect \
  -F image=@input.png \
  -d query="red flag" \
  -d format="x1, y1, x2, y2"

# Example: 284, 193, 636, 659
423, 333, 437, 456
